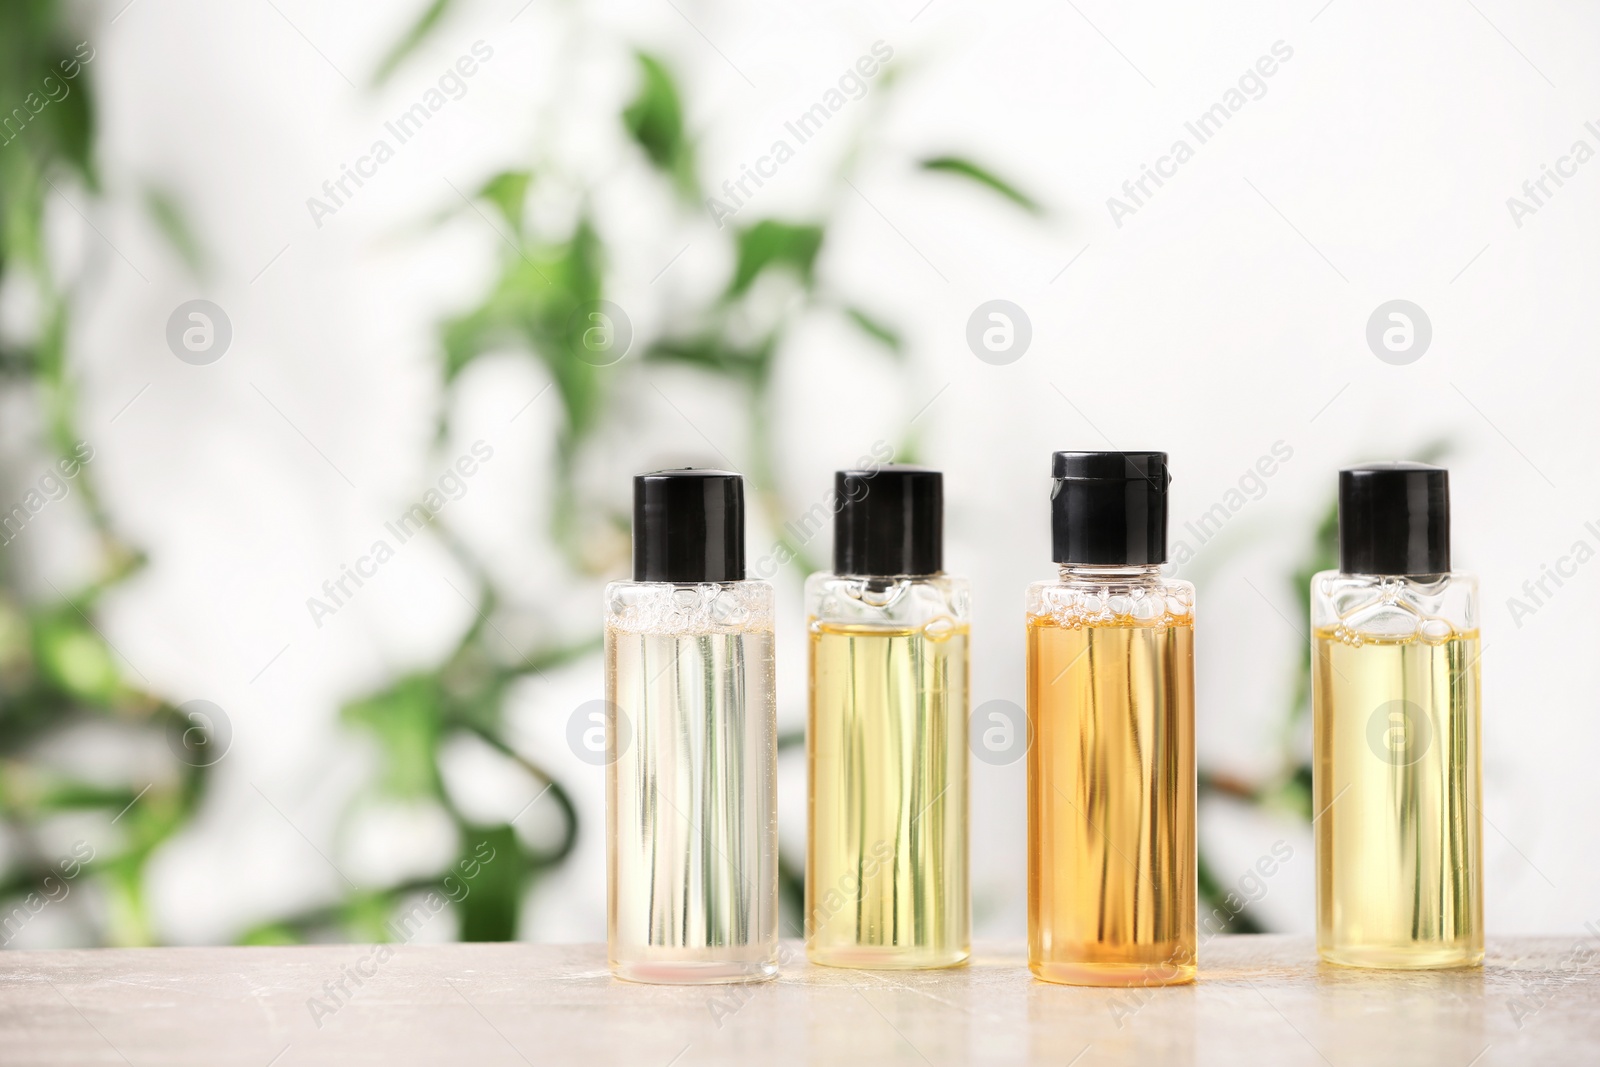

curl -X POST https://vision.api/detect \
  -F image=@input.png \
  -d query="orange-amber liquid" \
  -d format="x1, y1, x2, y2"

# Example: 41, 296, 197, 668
1026, 613, 1196, 986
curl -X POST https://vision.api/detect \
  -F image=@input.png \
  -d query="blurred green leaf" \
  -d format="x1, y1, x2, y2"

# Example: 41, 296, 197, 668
647, 334, 773, 384
842, 305, 902, 356
143, 185, 206, 277
0, 596, 31, 667
34, 617, 118, 703
39, 71, 96, 190
0, 2, 207, 952
29, 779, 142, 811
622, 53, 696, 198
238, 923, 301, 946
0, 24, 98, 276
372, 0, 456, 86
454, 825, 521, 941
345, 891, 399, 942
778, 850, 803, 938
727, 220, 823, 298
441, 216, 606, 446
1198, 852, 1266, 934
920, 156, 1041, 214
0, 341, 38, 378
1283, 764, 1314, 822
478, 170, 532, 233
0, 29, 97, 189
342, 676, 442, 797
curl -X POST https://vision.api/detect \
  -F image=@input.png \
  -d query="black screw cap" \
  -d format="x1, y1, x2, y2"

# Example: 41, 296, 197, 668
1338, 462, 1450, 577
833, 466, 943, 577
1050, 451, 1170, 566
632, 469, 746, 583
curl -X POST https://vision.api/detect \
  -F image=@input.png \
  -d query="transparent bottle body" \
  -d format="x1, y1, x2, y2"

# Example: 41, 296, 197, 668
1311, 571, 1483, 969
604, 580, 778, 984
1026, 565, 1196, 987
805, 573, 970, 969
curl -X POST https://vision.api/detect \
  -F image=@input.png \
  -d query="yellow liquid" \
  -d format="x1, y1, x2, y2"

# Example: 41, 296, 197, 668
807, 621, 969, 968
1027, 614, 1196, 986
1314, 626, 1483, 969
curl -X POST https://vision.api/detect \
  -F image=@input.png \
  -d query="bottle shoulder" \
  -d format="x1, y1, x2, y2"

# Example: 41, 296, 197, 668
1026, 572, 1193, 626
1309, 570, 1477, 638
1025, 574, 1195, 595
605, 580, 773, 634
805, 572, 970, 627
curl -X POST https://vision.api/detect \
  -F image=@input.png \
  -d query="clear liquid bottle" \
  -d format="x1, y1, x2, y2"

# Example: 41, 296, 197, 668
806, 466, 970, 968
605, 469, 778, 984
1313, 462, 1482, 969
1027, 451, 1196, 987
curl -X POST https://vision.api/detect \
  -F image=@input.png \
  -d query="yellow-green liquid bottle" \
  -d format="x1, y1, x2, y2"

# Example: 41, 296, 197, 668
1313, 463, 1482, 969
1026, 451, 1196, 987
806, 466, 970, 968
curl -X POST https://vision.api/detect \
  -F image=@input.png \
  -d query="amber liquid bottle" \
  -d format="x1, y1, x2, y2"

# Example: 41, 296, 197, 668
1026, 451, 1196, 987
806, 466, 970, 968
1312, 463, 1482, 969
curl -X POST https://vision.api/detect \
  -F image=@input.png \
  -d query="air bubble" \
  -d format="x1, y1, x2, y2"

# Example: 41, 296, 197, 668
710, 593, 747, 625
860, 582, 899, 608
1419, 618, 1453, 643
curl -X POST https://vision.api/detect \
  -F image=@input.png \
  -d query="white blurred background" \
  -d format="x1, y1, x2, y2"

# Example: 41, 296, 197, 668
3, 0, 1597, 948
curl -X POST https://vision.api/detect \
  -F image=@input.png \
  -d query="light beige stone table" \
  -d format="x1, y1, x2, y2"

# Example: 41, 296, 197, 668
2, 936, 1596, 1065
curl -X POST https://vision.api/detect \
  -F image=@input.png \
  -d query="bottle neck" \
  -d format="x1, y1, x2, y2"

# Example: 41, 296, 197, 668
1057, 563, 1163, 582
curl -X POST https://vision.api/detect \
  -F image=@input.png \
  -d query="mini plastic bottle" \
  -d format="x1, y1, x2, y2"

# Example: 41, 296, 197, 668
1313, 463, 1482, 969
805, 466, 970, 968
605, 470, 778, 984
1027, 451, 1196, 986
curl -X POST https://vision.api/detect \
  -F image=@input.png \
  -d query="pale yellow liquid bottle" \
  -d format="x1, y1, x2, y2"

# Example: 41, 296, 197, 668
1313, 463, 1482, 969
1027, 451, 1196, 987
805, 466, 970, 968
